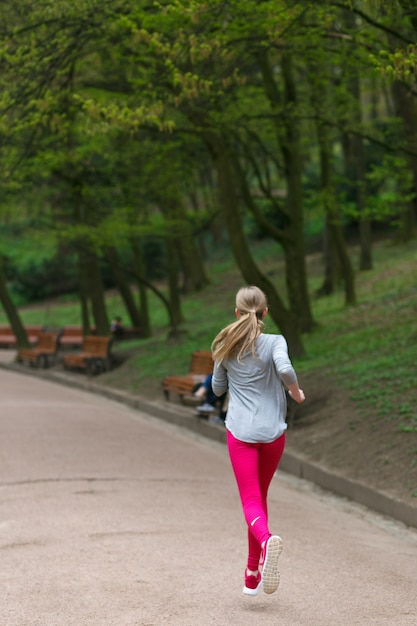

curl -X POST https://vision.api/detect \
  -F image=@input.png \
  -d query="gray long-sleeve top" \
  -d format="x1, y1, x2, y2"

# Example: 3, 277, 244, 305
211, 333, 297, 443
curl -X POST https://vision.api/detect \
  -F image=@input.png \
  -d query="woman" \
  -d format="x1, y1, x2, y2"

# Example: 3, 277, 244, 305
211, 286, 305, 596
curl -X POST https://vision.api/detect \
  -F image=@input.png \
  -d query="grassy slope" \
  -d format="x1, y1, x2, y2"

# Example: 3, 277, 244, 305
2, 237, 417, 498
298, 240, 417, 431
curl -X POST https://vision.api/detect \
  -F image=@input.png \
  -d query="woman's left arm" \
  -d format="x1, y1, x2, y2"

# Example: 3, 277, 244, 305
212, 361, 228, 397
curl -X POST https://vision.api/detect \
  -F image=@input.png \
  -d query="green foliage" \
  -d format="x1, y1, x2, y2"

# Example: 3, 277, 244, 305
1, 0, 416, 250
369, 47, 417, 82
1, 0, 417, 347
0, 223, 65, 303
365, 154, 415, 223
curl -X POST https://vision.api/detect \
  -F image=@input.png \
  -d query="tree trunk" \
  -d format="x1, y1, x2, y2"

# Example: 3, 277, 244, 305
165, 235, 184, 338
0, 256, 30, 349
308, 50, 356, 307
165, 196, 209, 294
84, 246, 110, 336
316, 216, 339, 297
106, 247, 142, 328
206, 131, 305, 358
130, 239, 152, 338
200, 166, 225, 246
352, 127, 372, 270
328, 214, 356, 306
259, 51, 315, 333
392, 80, 417, 238
318, 129, 356, 307
128, 239, 180, 339
359, 213, 372, 269
344, 11, 373, 269
77, 247, 92, 334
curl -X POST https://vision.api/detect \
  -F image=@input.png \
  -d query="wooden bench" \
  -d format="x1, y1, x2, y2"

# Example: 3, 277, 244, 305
162, 350, 214, 403
58, 325, 96, 349
17, 332, 60, 368
59, 325, 140, 348
62, 336, 112, 375
0, 324, 44, 348
115, 326, 142, 340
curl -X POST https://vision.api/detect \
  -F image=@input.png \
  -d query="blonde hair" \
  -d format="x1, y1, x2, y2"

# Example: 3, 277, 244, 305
211, 286, 267, 363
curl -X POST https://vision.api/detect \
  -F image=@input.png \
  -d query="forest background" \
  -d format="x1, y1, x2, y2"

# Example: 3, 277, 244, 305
0, 1, 416, 506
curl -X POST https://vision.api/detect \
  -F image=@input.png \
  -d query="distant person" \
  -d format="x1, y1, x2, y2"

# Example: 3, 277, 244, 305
211, 286, 305, 596
193, 373, 227, 423
110, 316, 124, 338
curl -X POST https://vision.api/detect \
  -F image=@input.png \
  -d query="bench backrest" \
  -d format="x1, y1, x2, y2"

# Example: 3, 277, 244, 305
82, 336, 112, 357
61, 326, 83, 337
0, 325, 44, 337
189, 350, 214, 375
25, 325, 44, 336
61, 325, 97, 337
36, 332, 59, 351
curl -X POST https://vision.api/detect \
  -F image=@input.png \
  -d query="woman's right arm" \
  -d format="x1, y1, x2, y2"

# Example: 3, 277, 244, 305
287, 382, 305, 404
273, 336, 305, 404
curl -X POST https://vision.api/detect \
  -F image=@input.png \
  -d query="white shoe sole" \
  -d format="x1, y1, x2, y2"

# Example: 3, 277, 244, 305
262, 535, 283, 594
242, 580, 262, 596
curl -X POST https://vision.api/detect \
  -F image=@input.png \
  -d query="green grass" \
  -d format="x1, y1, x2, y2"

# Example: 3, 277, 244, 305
293, 240, 417, 433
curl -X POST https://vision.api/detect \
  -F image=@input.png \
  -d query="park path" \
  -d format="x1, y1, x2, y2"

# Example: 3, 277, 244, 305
1, 367, 417, 626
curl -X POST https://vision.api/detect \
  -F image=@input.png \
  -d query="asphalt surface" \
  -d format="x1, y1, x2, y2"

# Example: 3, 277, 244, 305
1, 366, 417, 626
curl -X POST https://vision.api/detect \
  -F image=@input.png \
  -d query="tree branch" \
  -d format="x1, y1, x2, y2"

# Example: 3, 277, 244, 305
330, 1, 416, 45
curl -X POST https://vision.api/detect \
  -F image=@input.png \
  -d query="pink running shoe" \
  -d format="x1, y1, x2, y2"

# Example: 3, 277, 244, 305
242, 570, 262, 596
261, 535, 283, 594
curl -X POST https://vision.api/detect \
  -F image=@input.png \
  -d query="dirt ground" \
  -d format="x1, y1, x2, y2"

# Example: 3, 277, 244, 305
282, 370, 417, 508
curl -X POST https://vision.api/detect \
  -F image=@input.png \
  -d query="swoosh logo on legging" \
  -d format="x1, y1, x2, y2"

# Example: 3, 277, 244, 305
250, 516, 261, 527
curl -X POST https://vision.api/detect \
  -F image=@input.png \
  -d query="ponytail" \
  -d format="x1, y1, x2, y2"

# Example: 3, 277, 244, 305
212, 286, 267, 363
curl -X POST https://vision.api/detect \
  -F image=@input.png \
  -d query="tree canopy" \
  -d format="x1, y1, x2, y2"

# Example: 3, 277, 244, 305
0, 0, 416, 354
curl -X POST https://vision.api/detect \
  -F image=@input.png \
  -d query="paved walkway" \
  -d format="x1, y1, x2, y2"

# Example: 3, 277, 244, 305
1, 367, 417, 626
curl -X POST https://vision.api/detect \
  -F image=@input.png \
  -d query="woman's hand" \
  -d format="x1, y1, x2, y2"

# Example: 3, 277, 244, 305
288, 385, 305, 404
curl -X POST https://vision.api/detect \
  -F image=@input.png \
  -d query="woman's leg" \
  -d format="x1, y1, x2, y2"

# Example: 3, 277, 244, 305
227, 431, 286, 570
258, 432, 286, 521
247, 432, 286, 569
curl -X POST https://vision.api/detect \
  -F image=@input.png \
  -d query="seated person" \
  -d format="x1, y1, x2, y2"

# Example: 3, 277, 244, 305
194, 373, 228, 422
110, 316, 124, 338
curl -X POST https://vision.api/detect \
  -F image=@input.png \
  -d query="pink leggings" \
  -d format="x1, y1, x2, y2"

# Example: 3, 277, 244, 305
227, 430, 286, 572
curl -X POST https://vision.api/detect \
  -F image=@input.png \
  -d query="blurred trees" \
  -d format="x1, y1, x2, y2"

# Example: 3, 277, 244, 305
0, 0, 416, 354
